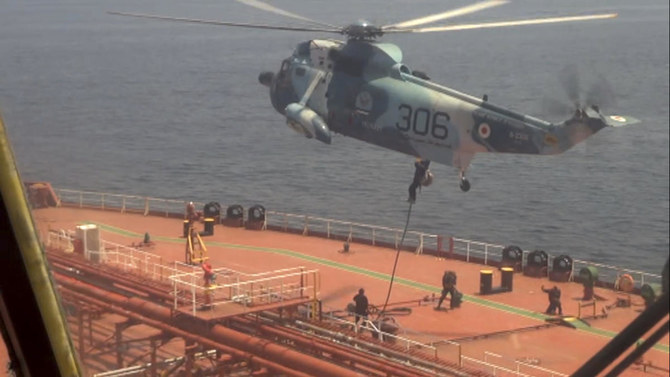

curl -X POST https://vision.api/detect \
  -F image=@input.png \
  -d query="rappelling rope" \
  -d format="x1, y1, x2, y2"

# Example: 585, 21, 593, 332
376, 202, 413, 320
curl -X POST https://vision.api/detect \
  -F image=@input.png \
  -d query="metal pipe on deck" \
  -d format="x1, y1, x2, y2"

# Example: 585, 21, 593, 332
60, 281, 313, 377
55, 273, 363, 377
231, 316, 437, 377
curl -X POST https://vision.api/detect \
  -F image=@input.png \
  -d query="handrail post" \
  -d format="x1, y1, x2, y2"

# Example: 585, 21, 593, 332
416, 234, 424, 255
466, 242, 471, 262
144, 197, 149, 216
372, 228, 376, 245
303, 216, 308, 236
192, 273, 196, 315
121, 197, 126, 213
484, 244, 488, 265
101, 193, 105, 210
326, 221, 330, 238
79, 192, 83, 208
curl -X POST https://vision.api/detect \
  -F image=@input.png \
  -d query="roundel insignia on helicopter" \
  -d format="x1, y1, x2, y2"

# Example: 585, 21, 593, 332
609, 115, 626, 122
355, 91, 373, 112
477, 123, 491, 139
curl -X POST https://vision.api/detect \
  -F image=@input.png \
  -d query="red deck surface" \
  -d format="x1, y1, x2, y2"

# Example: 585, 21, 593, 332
23, 207, 670, 376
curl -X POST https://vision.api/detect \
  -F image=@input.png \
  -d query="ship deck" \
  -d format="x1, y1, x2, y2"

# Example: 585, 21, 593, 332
29, 206, 670, 376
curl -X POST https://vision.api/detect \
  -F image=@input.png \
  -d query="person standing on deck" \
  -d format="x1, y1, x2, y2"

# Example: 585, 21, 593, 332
542, 285, 563, 315
202, 262, 215, 309
353, 288, 369, 332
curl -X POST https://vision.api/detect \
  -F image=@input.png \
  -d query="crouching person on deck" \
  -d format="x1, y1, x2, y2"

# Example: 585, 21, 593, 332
436, 270, 462, 310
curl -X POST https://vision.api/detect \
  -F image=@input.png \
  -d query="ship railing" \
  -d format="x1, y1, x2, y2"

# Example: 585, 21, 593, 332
169, 265, 319, 316
452, 237, 662, 289
54, 188, 205, 218
45, 230, 181, 282
45, 229, 76, 253
90, 240, 167, 278
265, 210, 439, 254
482, 351, 569, 377
462, 355, 538, 377
569, 258, 661, 289
320, 308, 442, 359
452, 237, 505, 266
51, 188, 663, 289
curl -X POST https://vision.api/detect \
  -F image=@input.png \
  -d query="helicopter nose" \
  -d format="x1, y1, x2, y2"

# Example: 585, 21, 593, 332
259, 71, 274, 87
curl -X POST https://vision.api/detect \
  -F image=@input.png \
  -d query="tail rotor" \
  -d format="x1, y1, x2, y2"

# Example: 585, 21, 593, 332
542, 65, 636, 127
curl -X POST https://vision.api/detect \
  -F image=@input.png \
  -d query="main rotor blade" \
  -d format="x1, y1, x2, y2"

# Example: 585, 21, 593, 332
391, 13, 617, 33
107, 12, 342, 34
383, 0, 507, 30
235, 0, 339, 29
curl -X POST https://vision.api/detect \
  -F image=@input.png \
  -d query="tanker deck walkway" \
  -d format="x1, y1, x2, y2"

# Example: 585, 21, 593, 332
33, 206, 669, 376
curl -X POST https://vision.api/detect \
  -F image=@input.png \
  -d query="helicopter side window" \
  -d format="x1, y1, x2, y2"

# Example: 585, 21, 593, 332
294, 67, 306, 77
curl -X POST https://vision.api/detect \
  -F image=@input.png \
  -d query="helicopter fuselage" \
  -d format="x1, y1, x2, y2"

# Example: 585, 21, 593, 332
264, 38, 610, 174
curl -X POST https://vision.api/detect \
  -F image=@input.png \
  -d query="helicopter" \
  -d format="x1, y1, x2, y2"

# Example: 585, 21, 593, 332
110, 0, 638, 192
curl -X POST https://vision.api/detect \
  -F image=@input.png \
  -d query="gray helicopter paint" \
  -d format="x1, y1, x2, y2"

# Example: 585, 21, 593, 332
270, 38, 620, 177
324, 40, 420, 156
269, 59, 300, 115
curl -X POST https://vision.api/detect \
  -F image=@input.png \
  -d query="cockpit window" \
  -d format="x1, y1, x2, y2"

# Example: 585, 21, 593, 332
278, 60, 290, 78
280, 60, 290, 73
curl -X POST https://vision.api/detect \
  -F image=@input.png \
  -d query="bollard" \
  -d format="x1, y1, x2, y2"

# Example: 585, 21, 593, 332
204, 218, 215, 236
501, 267, 514, 291
480, 270, 493, 295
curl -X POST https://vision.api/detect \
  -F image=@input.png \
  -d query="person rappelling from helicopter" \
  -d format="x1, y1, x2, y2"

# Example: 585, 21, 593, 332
408, 159, 432, 204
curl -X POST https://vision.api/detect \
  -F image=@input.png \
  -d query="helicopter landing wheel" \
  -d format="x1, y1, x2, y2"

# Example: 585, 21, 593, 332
459, 177, 471, 192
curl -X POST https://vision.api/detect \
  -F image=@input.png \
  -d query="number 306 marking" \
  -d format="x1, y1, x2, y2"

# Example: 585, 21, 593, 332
396, 104, 449, 140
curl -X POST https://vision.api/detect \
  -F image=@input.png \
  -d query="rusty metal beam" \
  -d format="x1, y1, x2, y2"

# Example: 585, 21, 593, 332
53, 258, 471, 377
47, 252, 181, 304
233, 316, 436, 377
60, 285, 309, 377
56, 274, 356, 377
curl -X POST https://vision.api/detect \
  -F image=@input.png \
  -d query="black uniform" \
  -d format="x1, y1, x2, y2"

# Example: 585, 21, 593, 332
409, 160, 431, 203
436, 271, 459, 309
542, 286, 563, 315
353, 289, 369, 324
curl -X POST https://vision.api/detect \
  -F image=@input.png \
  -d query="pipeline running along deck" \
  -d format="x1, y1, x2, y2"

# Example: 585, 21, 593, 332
27, 195, 670, 376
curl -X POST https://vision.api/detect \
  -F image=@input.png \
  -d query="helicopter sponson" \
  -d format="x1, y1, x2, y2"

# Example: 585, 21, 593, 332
285, 103, 331, 144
